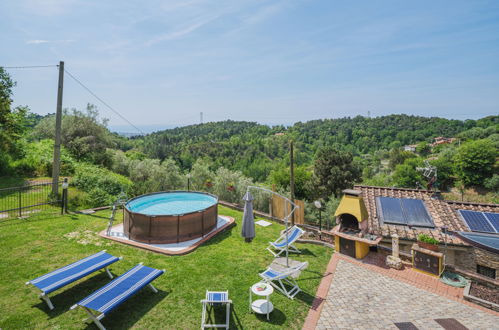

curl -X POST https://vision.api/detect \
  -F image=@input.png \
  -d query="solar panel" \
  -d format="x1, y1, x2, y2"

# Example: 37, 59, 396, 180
401, 198, 433, 227
377, 197, 405, 225
459, 210, 496, 233
376, 197, 434, 228
456, 231, 499, 251
483, 212, 499, 232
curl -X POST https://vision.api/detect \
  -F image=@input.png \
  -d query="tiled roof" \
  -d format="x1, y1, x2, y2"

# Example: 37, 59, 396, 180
354, 185, 499, 246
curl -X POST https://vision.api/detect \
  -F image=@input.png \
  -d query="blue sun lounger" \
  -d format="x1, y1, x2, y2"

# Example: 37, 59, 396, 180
71, 264, 164, 330
267, 225, 305, 257
26, 250, 121, 310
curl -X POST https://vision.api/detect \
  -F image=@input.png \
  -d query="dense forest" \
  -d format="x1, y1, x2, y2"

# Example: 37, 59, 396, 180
138, 116, 497, 182
1, 67, 498, 223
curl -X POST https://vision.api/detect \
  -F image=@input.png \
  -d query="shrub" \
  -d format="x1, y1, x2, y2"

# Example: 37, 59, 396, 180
12, 139, 75, 176
189, 159, 214, 191
484, 174, 499, 192
127, 158, 184, 195
0, 152, 14, 176
72, 163, 132, 207
304, 195, 340, 228
417, 234, 439, 245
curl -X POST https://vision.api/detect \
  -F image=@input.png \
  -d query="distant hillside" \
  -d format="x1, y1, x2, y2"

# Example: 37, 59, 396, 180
137, 115, 498, 181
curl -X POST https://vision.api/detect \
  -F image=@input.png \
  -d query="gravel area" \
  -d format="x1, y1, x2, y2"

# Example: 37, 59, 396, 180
470, 282, 499, 305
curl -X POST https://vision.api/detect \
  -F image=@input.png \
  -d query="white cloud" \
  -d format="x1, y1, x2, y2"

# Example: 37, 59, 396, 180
241, 1, 286, 26
145, 16, 218, 46
26, 39, 74, 45
26, 39, 49, 44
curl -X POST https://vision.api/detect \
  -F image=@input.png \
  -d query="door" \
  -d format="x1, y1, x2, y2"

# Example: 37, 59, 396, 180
339, 237, 356, 258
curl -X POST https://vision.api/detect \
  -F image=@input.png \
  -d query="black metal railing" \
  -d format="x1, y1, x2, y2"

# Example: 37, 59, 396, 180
0, 180, 68, 220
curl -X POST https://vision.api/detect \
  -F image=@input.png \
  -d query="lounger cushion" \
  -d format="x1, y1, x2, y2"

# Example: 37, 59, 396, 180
76, 264, 164, 314
272, 227, 302, 248
29, 251, 120, 294
206, 292, 228, 302
261, 269, 280, 279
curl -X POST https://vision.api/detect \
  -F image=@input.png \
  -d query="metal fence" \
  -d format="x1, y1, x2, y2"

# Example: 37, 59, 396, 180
0, 181, 67, 220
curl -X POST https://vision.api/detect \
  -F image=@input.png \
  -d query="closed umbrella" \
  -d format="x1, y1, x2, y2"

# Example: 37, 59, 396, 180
241, 191, 256, 242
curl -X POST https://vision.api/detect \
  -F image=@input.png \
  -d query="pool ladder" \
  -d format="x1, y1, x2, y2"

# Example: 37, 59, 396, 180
106, 192, 128, 237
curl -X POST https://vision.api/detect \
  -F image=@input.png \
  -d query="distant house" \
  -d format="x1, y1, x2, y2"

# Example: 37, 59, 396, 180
274, 132, 285, 136
403, 144, 418, 152
431, 136, 457, 147
333, 185, 499, 281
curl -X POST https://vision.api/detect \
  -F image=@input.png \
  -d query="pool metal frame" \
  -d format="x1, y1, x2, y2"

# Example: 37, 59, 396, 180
124, 191, 219, 244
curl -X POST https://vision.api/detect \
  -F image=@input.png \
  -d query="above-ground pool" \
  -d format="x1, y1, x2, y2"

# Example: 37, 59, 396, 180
124, 191, 218, 244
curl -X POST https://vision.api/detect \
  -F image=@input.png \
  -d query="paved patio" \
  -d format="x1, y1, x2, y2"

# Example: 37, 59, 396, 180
304, 253, 499, 329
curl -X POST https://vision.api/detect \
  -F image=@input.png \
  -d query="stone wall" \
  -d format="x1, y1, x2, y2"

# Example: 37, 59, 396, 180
455, 247, 499, 280
381, 238, 499, 281
475, 248, 499, 280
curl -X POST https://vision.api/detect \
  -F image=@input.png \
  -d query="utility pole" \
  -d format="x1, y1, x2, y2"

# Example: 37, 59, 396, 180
51, 61, 64, 196
289, 140, 295, 226
200, 112, 203, 124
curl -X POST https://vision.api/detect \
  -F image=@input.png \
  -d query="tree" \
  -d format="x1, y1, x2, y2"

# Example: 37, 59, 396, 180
416, 141, 431, 157
429, 147, 456, 190
311, 145, 361, 200
31, 104, 114, 165
269, 165, 312, 199
0, 68, 16, 142
392, 158, 424, 188
0, 68, 30, 174
388, 148, 416, 170
189, 158, 213, 191
454, 139, 497, 186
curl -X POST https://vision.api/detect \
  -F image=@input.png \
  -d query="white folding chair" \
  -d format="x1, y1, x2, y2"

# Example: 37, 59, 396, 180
201, 290, 232, 329
267, 225, 305, 257
259, 261, 308, 299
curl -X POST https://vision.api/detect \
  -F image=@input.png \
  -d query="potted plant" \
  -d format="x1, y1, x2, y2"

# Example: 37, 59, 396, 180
205, 179, 213, 188
227, 182, 235, 192
417, 234, 440, 251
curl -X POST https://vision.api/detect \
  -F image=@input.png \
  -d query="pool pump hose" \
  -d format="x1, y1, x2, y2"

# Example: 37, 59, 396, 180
440, 271, 468, 288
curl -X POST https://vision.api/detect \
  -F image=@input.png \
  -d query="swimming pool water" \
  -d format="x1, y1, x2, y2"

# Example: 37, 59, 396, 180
126, 192, 217, 215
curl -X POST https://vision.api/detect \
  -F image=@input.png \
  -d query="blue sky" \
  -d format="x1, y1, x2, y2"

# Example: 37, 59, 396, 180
1, 0, 498, 132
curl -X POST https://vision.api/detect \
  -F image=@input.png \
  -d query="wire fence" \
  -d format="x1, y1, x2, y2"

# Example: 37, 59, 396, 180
0, 181, 66, 220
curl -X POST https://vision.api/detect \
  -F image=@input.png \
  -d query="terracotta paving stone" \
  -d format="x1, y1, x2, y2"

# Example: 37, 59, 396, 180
303, 253, 499, 329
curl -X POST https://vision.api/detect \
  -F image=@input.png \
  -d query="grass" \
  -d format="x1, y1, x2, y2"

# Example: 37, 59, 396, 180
0, 205, 332, 329
442, 187, 498, 204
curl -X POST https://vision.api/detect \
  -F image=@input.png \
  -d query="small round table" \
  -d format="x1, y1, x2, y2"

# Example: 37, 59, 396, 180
249, 282, 274, 320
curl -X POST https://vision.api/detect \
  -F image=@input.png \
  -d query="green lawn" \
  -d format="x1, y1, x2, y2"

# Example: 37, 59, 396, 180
0, 177, 59, 218
0, 205, 332, 329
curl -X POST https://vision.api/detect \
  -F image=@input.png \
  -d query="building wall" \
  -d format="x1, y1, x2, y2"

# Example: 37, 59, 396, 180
381, 238, 499, 280
455, 247, 499, 280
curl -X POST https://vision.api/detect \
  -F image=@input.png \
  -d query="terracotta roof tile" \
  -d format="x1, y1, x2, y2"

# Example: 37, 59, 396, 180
354, 185, 499, 246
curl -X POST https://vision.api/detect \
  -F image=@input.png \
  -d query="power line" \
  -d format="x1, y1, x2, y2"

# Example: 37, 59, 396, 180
64, 68, 146, 135
1, 65, 58, 69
